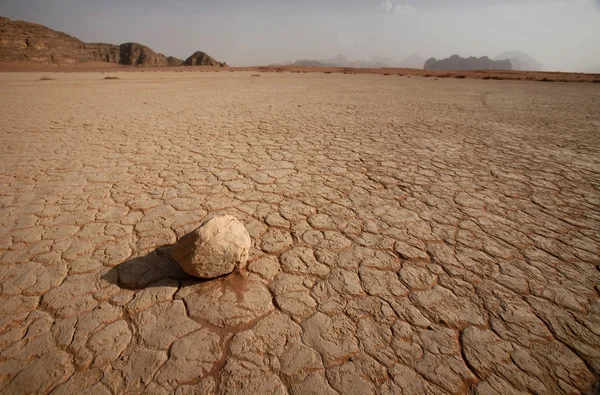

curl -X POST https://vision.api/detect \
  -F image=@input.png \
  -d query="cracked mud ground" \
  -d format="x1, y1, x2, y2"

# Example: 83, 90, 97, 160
0, 71, 599, 394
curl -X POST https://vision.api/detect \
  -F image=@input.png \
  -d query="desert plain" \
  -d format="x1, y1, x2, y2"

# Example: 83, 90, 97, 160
0, 71, 599, 394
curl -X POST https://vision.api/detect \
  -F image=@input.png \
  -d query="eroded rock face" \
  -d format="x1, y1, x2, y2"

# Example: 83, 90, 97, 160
424, 54, 512, 70
172, 215, 251, 279
0, 16, 223, 67
118, 43, 169, 67
183, 51, 225, 67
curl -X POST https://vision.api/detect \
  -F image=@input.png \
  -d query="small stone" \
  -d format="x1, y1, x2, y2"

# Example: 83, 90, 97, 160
172, 215, 251, 279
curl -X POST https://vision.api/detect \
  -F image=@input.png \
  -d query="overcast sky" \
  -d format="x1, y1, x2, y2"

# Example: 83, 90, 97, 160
1, 0, 599, 71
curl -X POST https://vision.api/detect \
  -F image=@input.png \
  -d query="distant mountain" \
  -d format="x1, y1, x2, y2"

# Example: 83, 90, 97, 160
0, 15, 224, 67
323, 55, 353, 67
398, 54, 426, 69
368, 56, 400, 67
495, 51, 542, 71
424, 55, 512, 71
294, 59, 324, 67
183, 51, 225, 67
286, 55, 423, 69
167, 56, 184, 66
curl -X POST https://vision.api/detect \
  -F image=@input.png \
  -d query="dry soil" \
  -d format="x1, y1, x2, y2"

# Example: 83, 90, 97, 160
0, 71, 599, 394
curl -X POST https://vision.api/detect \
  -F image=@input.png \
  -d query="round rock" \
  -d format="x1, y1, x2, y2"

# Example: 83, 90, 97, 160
172, 215, 251, 279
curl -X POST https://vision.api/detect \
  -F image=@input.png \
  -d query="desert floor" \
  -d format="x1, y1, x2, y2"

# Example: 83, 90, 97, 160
0, 71, 599, 394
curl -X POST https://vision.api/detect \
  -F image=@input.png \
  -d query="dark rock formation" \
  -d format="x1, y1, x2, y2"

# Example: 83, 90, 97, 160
424, 55, 512, 71
287, 55, 425, 69
183, 51, 224, 67
0, 16, 224, 67
118, 42, 169, 67
0, 15, 96, 64
167, 56, 184, 66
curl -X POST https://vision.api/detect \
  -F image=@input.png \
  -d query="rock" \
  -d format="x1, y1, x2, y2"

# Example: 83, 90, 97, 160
182, 51, 220, 66
172, 215, 251, 279
166, 56, 183, 66
424, 54, 512, 71
0, 16, 225, 67
118, 43, 169, 67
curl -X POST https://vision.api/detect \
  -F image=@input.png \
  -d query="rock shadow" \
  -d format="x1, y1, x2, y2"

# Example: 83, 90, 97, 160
102, 244, 208, 290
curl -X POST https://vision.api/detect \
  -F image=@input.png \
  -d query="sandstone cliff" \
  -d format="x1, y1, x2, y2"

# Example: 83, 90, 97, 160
424, 55, 512, 71
0, 16, 223, 67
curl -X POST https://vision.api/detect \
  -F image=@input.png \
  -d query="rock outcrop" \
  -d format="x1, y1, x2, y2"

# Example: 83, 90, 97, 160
0, 16, 224, 67
294, 60, 324, 67
285, 55, 425, 69
167, 56, 184, 66
424, 55, 512, 71
118, 42, 169, 67
0, 15, 95, 64
172, 215, 251, 279
495, 51, 542, 71
183, 51, 225, 67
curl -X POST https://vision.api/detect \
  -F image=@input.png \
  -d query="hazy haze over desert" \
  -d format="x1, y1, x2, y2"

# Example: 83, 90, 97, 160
1, 0, 600, 71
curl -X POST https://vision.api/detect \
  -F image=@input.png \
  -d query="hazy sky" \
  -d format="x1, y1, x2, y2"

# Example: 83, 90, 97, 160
2, 0, 599, 71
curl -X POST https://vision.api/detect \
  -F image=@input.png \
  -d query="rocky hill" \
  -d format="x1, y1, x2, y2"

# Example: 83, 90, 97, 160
495, 51, 542, 71
294, 59, 324, 67
183, 51, 225, 67
0, 16, 223, 67
283, 55, 426, 69
424, 55, 512, 71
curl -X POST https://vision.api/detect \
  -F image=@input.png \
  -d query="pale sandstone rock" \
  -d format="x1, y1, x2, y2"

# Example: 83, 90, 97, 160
172, 215, 251, 278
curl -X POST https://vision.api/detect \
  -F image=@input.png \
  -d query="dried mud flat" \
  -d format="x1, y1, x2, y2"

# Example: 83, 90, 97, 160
0, 71, 599, 394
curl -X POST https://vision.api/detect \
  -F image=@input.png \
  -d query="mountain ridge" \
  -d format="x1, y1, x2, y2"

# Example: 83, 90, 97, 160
0, 16, 224, 67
